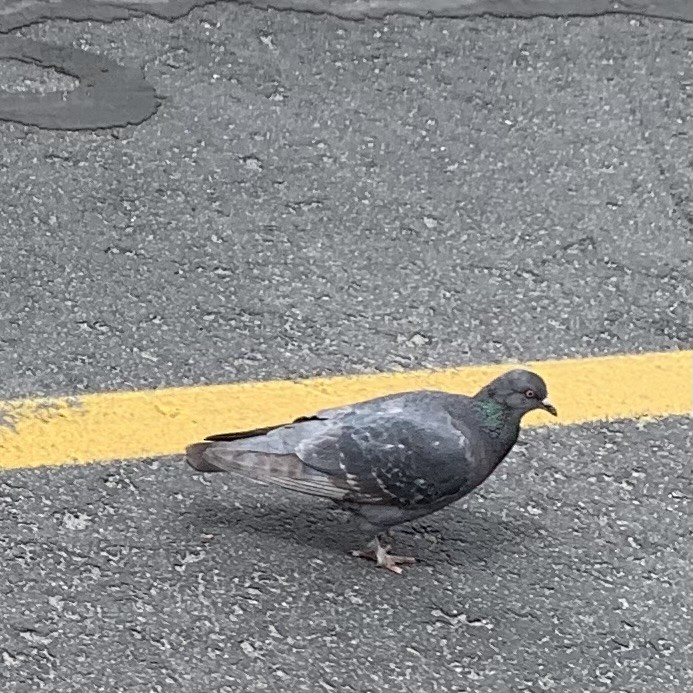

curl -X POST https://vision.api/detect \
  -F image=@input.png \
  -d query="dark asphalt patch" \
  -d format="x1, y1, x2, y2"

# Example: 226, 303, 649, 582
0, 0, 216, 33
0, 417, 690, 691
0, 37, 159, 129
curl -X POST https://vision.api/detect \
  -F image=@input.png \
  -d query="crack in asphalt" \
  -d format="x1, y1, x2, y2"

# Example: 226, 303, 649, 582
0, 0, 692, 33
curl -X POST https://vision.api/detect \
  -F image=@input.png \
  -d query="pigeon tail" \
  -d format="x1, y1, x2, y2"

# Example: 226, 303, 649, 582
185, 442, 224, 472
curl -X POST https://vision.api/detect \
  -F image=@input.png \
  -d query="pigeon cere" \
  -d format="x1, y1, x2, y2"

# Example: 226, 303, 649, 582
0, 1, 690, 691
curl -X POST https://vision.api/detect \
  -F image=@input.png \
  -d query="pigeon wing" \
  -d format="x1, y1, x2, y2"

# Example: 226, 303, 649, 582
296, 411, 476, 507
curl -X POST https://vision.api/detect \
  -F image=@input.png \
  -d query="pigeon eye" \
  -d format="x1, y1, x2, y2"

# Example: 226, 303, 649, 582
524, 389, 535, 399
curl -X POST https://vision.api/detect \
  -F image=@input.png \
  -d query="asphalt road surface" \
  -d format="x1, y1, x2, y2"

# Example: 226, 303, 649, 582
0, 2, 691, 691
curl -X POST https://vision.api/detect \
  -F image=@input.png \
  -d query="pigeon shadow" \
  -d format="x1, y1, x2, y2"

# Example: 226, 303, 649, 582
187, 495, 546, 568
188, 496, 361, 554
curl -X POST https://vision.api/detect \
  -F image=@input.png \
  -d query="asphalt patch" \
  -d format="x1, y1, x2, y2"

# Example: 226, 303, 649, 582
0, 36, 159, 129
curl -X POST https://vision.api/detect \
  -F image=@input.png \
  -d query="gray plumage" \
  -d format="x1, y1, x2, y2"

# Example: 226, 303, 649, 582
186, 369, 556, 573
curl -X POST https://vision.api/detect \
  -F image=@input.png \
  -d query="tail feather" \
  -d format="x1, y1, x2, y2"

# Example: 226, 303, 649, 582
186, 442, 224, 472
203, 415, 324, 443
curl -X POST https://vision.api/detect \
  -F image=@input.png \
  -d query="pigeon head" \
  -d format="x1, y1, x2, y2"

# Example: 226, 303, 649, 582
476, 369, 557, 418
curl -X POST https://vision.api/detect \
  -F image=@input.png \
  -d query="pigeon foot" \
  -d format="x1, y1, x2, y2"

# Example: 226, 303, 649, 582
351, 536, 416, 575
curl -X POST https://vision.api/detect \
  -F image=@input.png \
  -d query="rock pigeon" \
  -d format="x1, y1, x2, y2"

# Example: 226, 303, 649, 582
186, 369, 556, 574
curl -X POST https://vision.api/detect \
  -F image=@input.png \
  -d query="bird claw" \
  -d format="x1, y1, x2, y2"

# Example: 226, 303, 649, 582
351, 537, 416, 574
378, 553, 416, 575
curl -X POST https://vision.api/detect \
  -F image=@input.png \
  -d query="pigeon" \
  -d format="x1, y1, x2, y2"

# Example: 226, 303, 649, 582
186, 369, 556, 574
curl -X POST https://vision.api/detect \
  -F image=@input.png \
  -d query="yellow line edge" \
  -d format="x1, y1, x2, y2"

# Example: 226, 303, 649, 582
0, 349, 691, 471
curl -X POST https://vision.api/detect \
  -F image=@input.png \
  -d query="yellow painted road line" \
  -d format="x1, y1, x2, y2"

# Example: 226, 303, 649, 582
0, 350, 690, 471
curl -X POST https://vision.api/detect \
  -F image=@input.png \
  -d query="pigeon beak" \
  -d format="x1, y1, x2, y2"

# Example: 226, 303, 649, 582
541, 400, 558, 417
